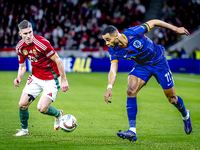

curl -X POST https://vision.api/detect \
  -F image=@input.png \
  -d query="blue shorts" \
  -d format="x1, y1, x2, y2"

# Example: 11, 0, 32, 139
129, 57, 174, 89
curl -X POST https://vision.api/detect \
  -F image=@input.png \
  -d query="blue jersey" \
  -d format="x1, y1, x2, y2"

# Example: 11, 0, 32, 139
108, 25, 165, 65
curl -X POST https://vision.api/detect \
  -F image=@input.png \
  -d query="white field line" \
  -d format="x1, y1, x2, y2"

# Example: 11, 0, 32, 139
173, 76, 200, 83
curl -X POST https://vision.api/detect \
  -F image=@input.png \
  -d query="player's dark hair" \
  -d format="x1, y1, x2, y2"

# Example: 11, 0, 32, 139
102, 25, 118, 35
18, 20, 32, 31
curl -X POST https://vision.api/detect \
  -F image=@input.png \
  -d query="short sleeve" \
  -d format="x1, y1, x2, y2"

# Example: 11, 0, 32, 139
42, 39, 56, 58
16, 49, 26, 63
108, 47, 119, 63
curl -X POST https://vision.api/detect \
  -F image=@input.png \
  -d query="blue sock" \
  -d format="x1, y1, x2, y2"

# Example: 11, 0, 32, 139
127, 97, 137, 129
173, 96, 187, 117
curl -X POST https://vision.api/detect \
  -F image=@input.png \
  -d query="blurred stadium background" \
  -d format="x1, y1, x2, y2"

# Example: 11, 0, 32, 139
0, 0, 200, 73
0, 1, 200, 149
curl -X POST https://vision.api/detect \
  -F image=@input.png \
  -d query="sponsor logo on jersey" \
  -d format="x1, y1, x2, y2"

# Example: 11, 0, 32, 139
23, 49, 28, 55
47, 93, 52, 97
27, 76, 33, 85
167, 82, 173, 86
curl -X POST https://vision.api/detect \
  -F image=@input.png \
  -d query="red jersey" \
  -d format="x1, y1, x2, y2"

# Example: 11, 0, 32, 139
16, 35, 60, 80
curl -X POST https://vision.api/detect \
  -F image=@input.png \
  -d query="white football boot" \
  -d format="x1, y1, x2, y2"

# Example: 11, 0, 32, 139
54, 110, 63, 130
14, 129, 28, 136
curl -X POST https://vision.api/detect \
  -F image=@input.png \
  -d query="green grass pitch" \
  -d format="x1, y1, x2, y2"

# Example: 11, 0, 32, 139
0, 71, 200, 150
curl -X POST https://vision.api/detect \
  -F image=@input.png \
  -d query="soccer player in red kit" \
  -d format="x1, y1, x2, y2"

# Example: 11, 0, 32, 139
14, 20, 69, 136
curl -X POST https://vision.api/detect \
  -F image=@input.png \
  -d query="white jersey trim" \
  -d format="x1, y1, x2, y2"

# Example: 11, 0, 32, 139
16, 39, 24, 50
33, 37, 47, 50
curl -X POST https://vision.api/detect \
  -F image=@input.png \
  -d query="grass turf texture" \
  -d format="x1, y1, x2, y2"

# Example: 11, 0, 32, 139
0, 71, 200, 150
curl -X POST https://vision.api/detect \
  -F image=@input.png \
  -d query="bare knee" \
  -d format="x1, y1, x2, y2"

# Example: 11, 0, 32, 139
127, 87, 137, 97
19, 102, 28, 110
18, 93, 33, 110
37, 105, 48, 114
164, 86, 178, 104
127, 75, 145, 97
167, 96, 178, 104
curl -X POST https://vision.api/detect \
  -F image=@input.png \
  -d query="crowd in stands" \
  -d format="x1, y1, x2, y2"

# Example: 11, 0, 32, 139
0, 0, 148, 51
0, 0, 199, 57
153, 0, 200, 48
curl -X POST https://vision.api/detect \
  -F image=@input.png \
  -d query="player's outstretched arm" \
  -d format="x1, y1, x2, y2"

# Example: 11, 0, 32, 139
51, 53, 69, 92
105, 62, 118, 104
146, 19, 190, 36
14, 62, 26, 88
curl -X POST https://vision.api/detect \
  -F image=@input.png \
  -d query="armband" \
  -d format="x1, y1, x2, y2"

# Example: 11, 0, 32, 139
141, 23, 150, 33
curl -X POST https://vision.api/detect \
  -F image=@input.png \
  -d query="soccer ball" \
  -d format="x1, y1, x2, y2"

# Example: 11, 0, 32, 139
59, 114, 77, 132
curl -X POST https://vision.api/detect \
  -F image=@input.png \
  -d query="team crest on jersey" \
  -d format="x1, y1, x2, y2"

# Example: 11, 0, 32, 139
133, 40, 142, 48
33, 49, 37, 55
23, 49, 28, 55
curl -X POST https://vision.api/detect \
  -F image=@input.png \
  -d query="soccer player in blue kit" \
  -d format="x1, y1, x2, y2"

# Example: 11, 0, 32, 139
102, 19, 192, 142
